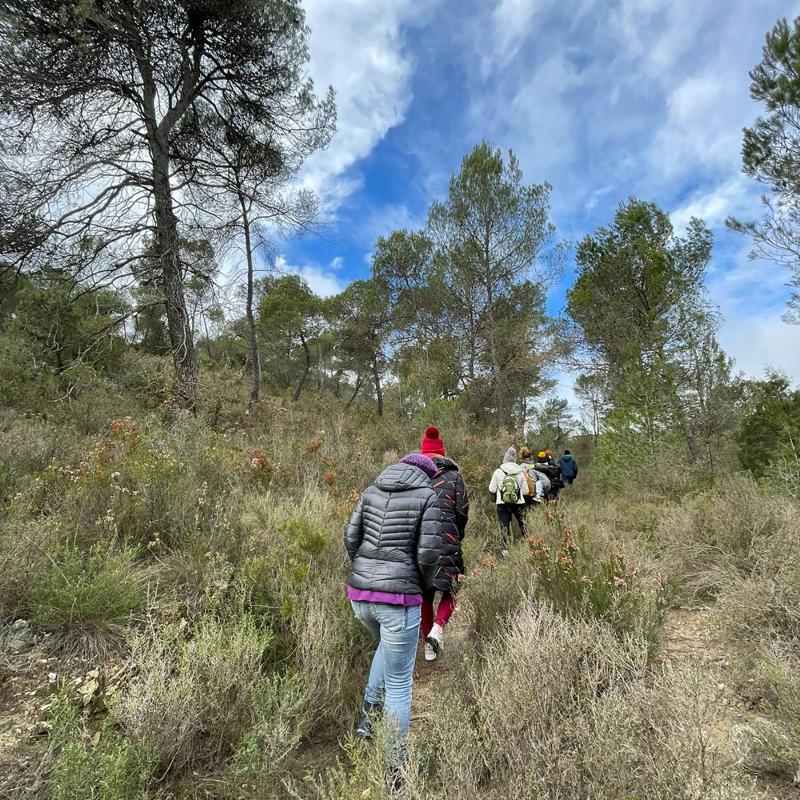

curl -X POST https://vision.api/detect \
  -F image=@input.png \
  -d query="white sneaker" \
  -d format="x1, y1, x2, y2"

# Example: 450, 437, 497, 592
426, 623, 445, 655
424, 642, 437, 661
501, 549, 509, 559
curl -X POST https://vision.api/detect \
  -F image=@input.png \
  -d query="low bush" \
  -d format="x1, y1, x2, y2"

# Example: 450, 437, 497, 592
457, 548, 534, 648
716, 506, 800, 784
652, 474, 798, 602
224, 674, 311, 797
47, 694, 154, 800
23, 543, 148, 655
314, 602, 759, 799
116, 601, 274, 773
527, 509, 668, 655
291, 566, 372, 732
0, 513, 61, 619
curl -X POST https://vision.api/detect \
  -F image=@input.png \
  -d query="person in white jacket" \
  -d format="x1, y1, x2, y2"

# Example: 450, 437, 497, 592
488, 446, 529, 556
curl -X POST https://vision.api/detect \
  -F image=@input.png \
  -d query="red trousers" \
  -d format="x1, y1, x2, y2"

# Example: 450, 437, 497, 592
421, 591, 455, 638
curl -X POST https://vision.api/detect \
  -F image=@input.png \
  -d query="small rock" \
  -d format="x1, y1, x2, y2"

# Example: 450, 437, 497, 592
5, 619, 34, 653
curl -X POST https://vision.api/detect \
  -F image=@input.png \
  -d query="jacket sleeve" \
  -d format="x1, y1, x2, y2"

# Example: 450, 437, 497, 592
455, 474, 469, 540
416, 493, 445, 592
574, 462, 579, 476
344, 497, 364, 561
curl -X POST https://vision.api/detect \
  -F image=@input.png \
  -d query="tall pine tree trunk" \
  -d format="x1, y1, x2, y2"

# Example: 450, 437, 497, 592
238, 189, 261, 406
345, 373, 362, 410
371, 354, 384, 417
485, 282, 505, 424
294, 332, 311, 401
139, 45, 198, 411
151, 140, 198, 410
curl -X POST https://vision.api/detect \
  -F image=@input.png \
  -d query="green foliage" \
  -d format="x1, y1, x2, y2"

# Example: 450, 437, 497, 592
224, 674, 310, 795
0, 513, 61, 619
23, 544, 147, 647
568, 199, 737, 472
730, 16, 800, 321
528, 510, 667, 655
258, 274, 323, 398
48, 695, 154, 800
117, 602, 275, 772
4, 271, 127, 376
736, 372, 800, 478
427, 141, 560, 426
569, 199, 711, 377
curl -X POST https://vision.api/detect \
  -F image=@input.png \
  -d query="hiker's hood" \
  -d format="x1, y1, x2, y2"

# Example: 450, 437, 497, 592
433, 455, 460, 472
561, 454, 573, 462
375, 462, 433, 491
499, 462, 525, 475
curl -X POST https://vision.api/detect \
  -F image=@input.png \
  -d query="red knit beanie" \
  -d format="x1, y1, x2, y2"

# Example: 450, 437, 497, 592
420, 425, 446, 456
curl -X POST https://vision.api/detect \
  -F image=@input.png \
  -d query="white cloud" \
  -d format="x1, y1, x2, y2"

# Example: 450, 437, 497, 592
360, 201, 425, 245
708, 249, 800, 381
720, 314, 800, 382
273, 255, 346, 298
670, 175, 755, 231
649, 72, 746, 181
488, 0, 548, 66
299, 0, 420, 212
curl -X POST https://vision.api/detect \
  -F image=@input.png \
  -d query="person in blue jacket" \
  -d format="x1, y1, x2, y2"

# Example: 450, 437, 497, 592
558, 450, 579, 485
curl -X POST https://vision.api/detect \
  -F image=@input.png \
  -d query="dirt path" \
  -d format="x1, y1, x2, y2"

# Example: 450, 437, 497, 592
410, 606, 469, 728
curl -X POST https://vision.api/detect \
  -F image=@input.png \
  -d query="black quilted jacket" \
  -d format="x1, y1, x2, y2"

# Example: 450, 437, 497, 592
430, 457, 469, 592
345, 462, 445, 596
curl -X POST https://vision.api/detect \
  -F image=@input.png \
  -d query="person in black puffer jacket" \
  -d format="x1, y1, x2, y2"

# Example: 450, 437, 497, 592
344, 452, 445, 773
418, 426, 468, 663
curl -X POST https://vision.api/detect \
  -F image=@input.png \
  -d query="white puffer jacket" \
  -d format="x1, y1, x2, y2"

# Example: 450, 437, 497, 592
488, 462, 530, 505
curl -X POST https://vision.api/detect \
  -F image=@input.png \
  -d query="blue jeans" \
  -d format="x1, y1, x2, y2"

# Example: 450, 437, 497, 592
351, 600, 421, 756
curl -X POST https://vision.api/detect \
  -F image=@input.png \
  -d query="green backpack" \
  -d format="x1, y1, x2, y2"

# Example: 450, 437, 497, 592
499, 469, 521, 504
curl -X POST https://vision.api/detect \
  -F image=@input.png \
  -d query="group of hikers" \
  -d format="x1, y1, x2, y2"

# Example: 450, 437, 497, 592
343, 426, 578, 791
489, 444, 578, 556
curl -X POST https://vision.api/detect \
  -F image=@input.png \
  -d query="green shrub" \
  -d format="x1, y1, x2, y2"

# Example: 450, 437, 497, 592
652, 475, 798, 601
224, 674, 310, 796
0, 513, 61, 619
457, 548, 534, 648
24, 544, 147, 653
527, 510, 667, 655
117, 603, 274, 773
47, 695, 154, 800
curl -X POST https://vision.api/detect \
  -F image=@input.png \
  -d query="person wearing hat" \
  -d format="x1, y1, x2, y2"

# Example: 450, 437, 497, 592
520, 446, 548, 503
345, 449, 446, 784
418, 426, 469, 662
558, 449, 579, 485
488, 446, 530, 556
535, 450, 562, 500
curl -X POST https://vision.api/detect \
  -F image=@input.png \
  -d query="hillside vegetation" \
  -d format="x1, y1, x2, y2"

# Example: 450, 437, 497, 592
0, 368, 798, 799
2, 4, 800, 799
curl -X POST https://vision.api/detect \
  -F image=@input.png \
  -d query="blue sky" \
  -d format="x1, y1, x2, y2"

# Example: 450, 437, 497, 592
271, 0, 800, 397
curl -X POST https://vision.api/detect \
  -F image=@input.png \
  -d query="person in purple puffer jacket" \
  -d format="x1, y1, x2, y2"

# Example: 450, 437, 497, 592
344, 452, 446, 783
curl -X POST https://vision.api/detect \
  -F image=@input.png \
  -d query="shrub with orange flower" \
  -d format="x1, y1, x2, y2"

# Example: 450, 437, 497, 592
247, 449, 275, 487
109, 417, 139, 452
302, 431, 325, 456
527, 508, 668, 658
